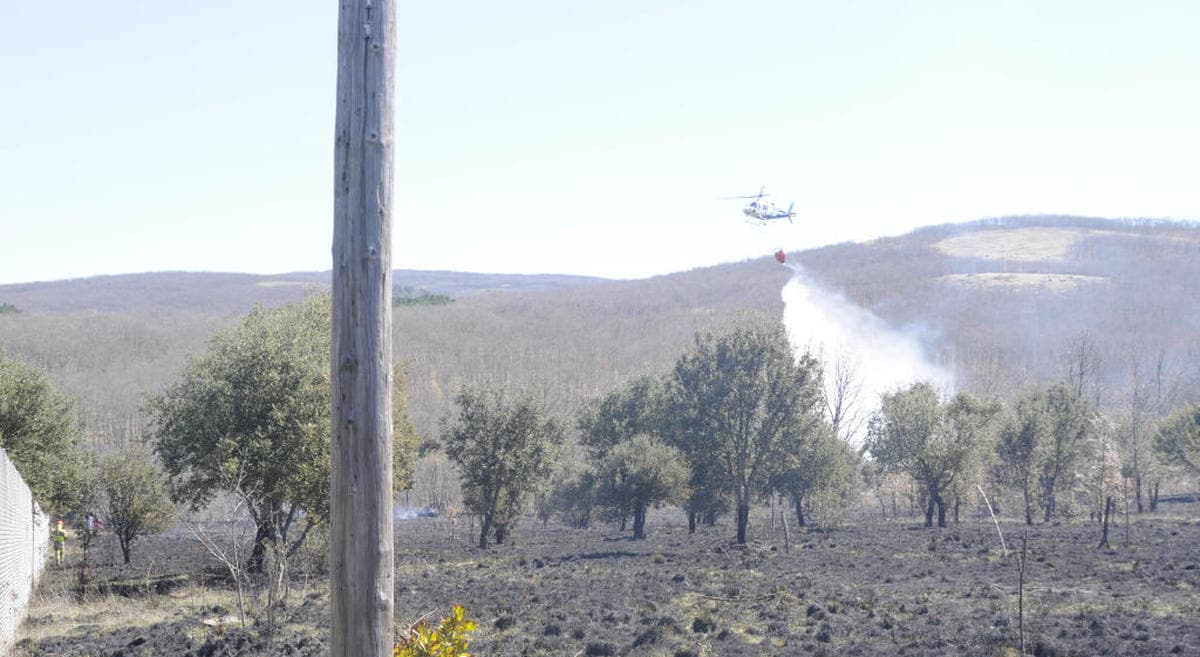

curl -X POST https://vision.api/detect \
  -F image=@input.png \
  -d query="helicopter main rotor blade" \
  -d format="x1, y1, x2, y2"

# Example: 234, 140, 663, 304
718, 193, 771, 200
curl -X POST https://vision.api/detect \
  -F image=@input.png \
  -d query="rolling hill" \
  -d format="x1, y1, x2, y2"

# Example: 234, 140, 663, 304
2, 215, 1198, 445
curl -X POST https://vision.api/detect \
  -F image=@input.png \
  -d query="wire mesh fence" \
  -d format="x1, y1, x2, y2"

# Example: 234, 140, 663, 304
0, 447, 48, 655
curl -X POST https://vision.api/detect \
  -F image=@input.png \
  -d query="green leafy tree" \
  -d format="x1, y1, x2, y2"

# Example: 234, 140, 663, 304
0, 351, 89, 515
866, 383, 999, 528
578, 374, 669, 529
770, 426, 857, 527
1035, 385, 1095, 520
1155, 405, 1200, 476
668, 319, 824, 544
997, 385, 1095, 524
151, 296, 419, 570
441, 387, 563, 548
101, 449, 174, 564
549, 467, 598, 529
595, 434, 688, 539
997, 394, 1041, 525
578, 375, 666, 456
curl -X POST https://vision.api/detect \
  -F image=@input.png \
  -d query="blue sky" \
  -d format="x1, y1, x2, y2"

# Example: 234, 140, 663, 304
2, 1, 1198, 284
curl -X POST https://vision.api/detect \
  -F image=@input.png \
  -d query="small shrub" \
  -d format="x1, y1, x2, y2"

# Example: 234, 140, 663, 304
584, 642, 616, 656
632, 627, 663, 648
494, 615, 516, 631
394, 605, 477, 657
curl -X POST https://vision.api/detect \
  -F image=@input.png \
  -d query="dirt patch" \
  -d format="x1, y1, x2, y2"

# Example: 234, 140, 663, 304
932, 227, 1107, 262
938, 273, 1106, 291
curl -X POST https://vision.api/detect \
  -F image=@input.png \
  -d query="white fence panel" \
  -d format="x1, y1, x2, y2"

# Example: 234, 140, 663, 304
0, 447, 48, 656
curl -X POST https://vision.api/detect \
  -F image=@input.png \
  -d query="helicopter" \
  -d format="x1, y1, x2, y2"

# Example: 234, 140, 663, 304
722, 186, 795, 225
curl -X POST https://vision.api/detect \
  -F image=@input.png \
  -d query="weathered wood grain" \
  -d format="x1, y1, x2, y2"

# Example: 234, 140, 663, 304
331, 0, 395, 655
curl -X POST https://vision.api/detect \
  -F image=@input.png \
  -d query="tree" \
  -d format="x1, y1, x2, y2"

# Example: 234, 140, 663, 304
549, 467, 598, 529
578, 375, 666, 457
866, 383, 998, 528
1115, 348, 1180, 512
997, 393, 1042, 525
668, 319, 824, 544
595, 435, 688, 539
0, 350, 89, 515
101, 449, 173, 564
997, 385, 1095, 524
1035, 385, 1095, 521
1060, 332, 1102, 406
578, 375, 669, 531
770, 426, 857, 527
151, 296, 418, 571
1155, 405, 1200, 476
441, 387, 563, 548
822, 347, 868, 444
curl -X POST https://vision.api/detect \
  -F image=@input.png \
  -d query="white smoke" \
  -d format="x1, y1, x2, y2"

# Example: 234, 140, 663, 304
394, 505, 438, 521
781, 263, 954, 427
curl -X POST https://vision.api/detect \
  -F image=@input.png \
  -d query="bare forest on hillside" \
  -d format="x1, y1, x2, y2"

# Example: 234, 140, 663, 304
3, 216, 1200, 448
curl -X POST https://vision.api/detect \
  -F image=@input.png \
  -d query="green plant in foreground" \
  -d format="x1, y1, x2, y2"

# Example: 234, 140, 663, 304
394, 605, 477, 657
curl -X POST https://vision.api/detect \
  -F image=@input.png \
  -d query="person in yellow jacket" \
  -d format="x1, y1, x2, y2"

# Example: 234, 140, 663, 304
51, 519, 67, 566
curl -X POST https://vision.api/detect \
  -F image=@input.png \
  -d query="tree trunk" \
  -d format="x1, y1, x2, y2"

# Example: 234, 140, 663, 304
1150, 482, 1159, 512
1022, 483, 1034, 526
249, 520, 277, 574
687, 511, 696, 534
923, 496, 935, 528
703, 509, 717, 526
478, 514, 492, 549
632, 505, 646, 540
1135, 475, 1144, 513
494, 523, 506, 545
330, 1, 397, 654
794, 495, 806, 528
120, 536, 131, 565
953, 495, 960, 525
1098, 495, 1113, 549
735, 503, 750, 544
936, 496, 946, 528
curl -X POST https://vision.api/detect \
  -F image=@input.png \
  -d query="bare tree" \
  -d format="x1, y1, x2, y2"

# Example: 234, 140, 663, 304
1116, 346, 1180, 513
822, 347, 868, 444
1061, 332, 1102, 406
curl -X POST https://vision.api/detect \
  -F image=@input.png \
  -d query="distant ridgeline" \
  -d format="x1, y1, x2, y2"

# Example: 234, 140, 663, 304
0, 303, 19, 315
393, 287, 454, 307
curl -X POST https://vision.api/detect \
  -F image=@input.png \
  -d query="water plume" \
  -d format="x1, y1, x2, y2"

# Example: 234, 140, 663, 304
780, 263, 954, 422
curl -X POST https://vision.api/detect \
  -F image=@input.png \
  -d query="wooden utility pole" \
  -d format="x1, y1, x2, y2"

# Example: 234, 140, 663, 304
331, 0, 395, 655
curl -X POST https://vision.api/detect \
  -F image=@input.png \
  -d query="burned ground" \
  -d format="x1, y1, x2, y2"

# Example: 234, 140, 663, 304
17, 510, 1200, 657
